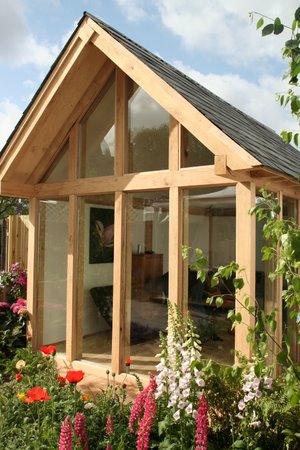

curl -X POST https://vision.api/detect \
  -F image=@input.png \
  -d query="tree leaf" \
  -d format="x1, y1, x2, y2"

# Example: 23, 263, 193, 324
277, 350, 288, 364
215, 296, 224, 308
295, 6, 300, 21
233, 277, 244, 290
292, 63, 300, 78
262, 24, 274, 36
233, 440, 246, 449
281, 130, 288, 142
274, 18, 284, 35
285, 39, 299, 49
292, 276, 300, 292
256, 17, 264, 30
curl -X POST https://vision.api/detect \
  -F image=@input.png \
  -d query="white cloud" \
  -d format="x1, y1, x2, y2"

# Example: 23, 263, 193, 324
22, 79, 34, 88
0, 0, 58, 68
0, 100, 23, 149
115, 0, 146, 22
174, 60, 296, 135
154, 0, 299, 67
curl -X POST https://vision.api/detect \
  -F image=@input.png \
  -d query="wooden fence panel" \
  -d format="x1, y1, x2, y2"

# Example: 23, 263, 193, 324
6, 215, 29, 270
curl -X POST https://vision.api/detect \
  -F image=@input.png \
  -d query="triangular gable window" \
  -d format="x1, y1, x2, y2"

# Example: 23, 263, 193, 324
79, 74, 115, 178
126, 81, 169, 173
181, 126, 214, 167
41, 140, 69, 183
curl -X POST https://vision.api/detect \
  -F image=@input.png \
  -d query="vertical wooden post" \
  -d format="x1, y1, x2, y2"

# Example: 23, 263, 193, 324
111, 69, 127, 373
27, 198, 39, 350
76, 198, 85, 359
169, 116, 180, 171
169, 187, 182, 309
235, 182, 256, 360
115, 68, 126, 177
112, 191, 125, 374
69, 124, 79, 181
275, 191, 283, 365
168, 117, 181, 309
124, 194, 132, 356
66, 194, 78, 362
297, 199, 300, 363
182, 190, 189, 316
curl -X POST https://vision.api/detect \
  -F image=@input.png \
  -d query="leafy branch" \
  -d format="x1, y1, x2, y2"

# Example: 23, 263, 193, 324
250, 8, 300, 146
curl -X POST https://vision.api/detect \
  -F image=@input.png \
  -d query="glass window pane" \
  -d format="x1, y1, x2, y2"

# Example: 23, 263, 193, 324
181, 126, 214, 167
125, 191, 169, 372
77, 195, 114, 363
126, 83, 169, 173
79, 76, 115, 178
37, 199, 69, 352
182, 186, 236, 365
42, 140, 69, 183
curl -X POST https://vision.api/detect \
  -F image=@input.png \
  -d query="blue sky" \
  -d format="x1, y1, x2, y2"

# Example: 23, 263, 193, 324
0, 0, 299, 149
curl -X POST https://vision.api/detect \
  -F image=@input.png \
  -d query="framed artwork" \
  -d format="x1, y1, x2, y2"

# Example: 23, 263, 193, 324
89, 207, 114, 264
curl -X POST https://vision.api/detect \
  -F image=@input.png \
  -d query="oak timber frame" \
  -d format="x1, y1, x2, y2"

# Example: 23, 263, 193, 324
0, 16, 300, 377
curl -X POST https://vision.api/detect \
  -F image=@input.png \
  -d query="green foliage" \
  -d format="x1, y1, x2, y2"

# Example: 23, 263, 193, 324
0, 263, 28, 371
0, 309, 27, 367
0, 197, 28, 218
0, 347, 135, 449
250, 189, 300, 327
233, 382, 300, 450
250, 9, 300, 146
183, 245, 208, 283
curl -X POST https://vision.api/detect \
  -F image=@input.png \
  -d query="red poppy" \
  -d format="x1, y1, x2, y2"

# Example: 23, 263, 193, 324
15, 373, 22, 382
125, 357, 133, 366
24, 387, 51, 403
40, 345, 56, 356
66, 370, 84, 384
57, 375, 66, 385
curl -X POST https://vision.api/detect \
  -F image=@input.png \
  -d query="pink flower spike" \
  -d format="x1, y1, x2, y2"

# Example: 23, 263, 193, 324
74, 412, 88, 450
106, 415, 114, 436
136, 376, 157, 450
195, 394, 209, 450
129, 387, 149, 433
59, 415, 73, 450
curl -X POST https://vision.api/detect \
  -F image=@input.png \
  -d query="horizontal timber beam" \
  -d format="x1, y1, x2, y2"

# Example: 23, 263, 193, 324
34, 168, 236, 198
0, 181, 35, 198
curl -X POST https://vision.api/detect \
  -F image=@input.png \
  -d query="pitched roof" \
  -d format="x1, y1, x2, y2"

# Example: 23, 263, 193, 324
2, 11, 300, 181
85, 12, 300, 180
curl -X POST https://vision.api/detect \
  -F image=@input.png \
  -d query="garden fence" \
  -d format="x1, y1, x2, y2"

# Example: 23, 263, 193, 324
0, 215, 29, 270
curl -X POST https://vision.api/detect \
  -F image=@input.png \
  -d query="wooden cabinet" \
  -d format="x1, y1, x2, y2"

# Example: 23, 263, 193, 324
132, 253, 163, 290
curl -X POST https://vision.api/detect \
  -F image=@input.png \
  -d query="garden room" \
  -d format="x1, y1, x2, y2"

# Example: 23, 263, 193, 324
0, 12, 299, 380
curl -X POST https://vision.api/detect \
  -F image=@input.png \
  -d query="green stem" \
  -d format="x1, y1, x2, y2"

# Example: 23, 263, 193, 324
74, 383, 77, 417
